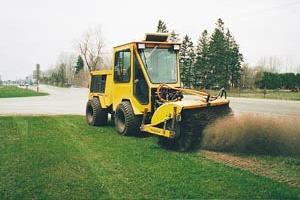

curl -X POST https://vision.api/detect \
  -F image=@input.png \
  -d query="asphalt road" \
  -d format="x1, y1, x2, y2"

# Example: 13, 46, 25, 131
1, 85, 300, 119
229, 97, 300, 119
0, 85, 88, 116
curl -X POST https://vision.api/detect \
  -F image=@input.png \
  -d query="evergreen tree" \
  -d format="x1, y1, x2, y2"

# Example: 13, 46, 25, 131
207, 18, 243, 89
281, 73, 296, 89
225, 30, 243, 88
170, 30, 180, 42
208, 18, 227, 89
58, 63, 67, 87
194, 30, 211, 89
156, 19, 168, 33
75, 55, 84, 74
154, 18, 244, 89
179, 35, 195, 88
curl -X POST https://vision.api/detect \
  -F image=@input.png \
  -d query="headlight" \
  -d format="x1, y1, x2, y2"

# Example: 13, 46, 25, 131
173, 44, 180, 50
138, 43, 145, 49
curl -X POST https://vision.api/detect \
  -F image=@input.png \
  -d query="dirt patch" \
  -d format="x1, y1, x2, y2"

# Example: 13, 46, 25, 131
199, 150, 300, 188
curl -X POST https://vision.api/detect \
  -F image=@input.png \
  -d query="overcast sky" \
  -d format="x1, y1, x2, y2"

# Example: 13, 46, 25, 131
1, 0, 300, 81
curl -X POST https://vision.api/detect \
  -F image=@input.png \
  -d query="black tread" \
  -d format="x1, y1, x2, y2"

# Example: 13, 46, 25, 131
115, 101, 141, 136
86, 98, 108, 126
159, 105, 232, 151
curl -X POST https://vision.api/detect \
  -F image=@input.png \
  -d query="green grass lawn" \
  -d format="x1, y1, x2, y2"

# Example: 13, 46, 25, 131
0, 86, 48, 98
226, 89, 300, 101
0, 116, 299, 199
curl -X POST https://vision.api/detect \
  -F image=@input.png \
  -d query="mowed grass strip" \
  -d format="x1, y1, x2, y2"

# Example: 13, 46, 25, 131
0, 116, 299, 199
0, 86, 48, 98
227, 89, 300, 101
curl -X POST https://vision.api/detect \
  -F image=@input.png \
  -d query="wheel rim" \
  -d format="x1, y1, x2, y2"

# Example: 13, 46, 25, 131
86, 104, 94, 124
116, 109, 126, 133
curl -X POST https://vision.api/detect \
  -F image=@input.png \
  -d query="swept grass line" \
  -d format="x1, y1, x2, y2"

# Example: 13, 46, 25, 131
200, 150, 300, 188
65, 124, 108, 195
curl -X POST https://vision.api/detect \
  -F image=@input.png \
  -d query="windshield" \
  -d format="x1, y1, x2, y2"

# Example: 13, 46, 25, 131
138, 47, 178, 84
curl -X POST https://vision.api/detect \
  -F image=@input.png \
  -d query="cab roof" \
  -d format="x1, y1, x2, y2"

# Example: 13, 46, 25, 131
113, 33, 180, 49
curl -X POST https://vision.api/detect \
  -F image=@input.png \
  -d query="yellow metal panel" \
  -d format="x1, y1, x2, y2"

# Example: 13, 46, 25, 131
150, 98, 230, 126
130, 97, 150, 115
112, 83, 132, 110
87, 71, 113, 108
209, 99, 230, 106
151, 103, 183, 126
141, 124, 172, 138
90, 70, 112, 76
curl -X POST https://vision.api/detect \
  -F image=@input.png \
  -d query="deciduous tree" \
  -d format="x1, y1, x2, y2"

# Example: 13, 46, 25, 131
79, 26, 104, 72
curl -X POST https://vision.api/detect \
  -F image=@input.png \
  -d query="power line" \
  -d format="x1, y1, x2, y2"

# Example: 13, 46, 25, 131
254, 0, 300, 15
264, 0, 300, 11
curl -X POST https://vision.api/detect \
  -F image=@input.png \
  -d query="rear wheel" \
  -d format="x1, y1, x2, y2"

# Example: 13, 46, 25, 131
86, 98, 108, 126
115, 101, 141, 136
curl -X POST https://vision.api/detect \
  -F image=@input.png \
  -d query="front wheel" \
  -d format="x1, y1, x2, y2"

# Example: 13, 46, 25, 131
115, 101, 141, 136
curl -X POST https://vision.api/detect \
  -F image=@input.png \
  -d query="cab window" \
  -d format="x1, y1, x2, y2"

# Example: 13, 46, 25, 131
134, 52, 149, 104
90, 75, 106, 93
114, 49, 131, 83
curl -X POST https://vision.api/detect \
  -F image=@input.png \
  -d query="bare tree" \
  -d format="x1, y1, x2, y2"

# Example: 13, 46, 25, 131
57, 52, 77, 85
258, 56, 281, 73
296, 64, 300, 73
240, 63, 256, 89
79, 26, 104, 72
73, 69, 89, 87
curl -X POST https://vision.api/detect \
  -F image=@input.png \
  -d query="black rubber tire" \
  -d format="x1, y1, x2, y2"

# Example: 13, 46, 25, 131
159, 105, 232, 152
158, 121, 194, 152
115, 101, 141, 136
86, 98, 108, 126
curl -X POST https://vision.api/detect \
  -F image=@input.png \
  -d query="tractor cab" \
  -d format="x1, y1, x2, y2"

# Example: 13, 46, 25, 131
111, 33, 181, 113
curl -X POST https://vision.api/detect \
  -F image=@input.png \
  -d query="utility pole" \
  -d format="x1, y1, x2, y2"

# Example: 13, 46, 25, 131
34, 64, 40, 92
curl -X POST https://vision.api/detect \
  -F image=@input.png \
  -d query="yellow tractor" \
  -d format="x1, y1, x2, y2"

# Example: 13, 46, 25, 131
86, 33, 230, 151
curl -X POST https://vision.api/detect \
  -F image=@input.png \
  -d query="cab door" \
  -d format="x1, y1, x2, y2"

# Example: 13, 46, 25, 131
112, 48, 132, 110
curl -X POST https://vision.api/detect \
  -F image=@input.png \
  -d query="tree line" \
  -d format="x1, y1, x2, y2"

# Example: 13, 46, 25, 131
158, 19, 300, 90
39, 26, 109, 87
40, 19, 299, 90
157, 18, 243, 90
240, 63, 300, 90
255, 71, 300, 90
